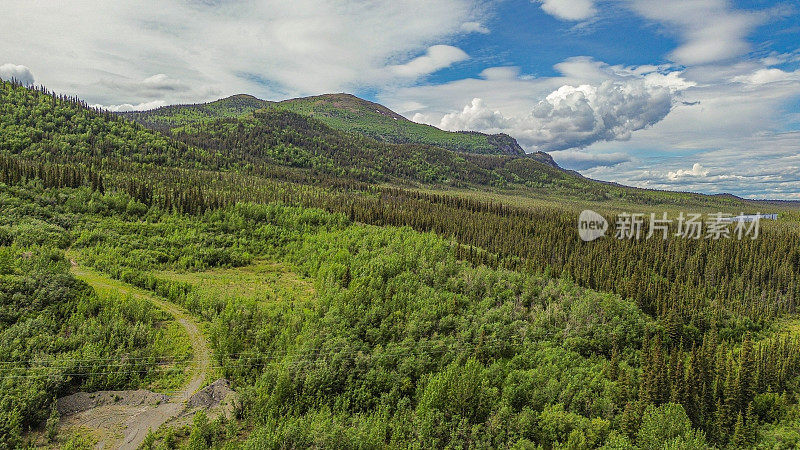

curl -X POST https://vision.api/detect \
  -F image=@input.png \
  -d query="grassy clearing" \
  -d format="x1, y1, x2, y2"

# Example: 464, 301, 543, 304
768, 316, 800, 339
155, 260, 315, 305
69, 263, 195, 393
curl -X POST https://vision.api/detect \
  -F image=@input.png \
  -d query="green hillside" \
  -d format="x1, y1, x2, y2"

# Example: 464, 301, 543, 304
0, 80, 575, 190
4, 80, 800, 448
120, 91, 545, 159
171, 109, 577, 188
0, 80, 771, 209
120, 94, 270, 131
266, 93, 528, 156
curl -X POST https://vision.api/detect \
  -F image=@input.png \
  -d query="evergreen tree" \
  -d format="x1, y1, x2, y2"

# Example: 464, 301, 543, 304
737, 334, 755, 414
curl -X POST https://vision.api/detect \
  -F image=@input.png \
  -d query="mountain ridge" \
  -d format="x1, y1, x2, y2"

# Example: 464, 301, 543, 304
120, 92, 533, 158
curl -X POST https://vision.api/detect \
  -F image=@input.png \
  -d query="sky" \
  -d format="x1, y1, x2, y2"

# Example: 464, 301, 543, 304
1, 0, 799, 199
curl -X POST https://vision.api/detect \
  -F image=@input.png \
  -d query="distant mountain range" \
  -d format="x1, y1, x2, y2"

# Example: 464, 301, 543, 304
1, 79, 761, 209
120, 93, 558, 167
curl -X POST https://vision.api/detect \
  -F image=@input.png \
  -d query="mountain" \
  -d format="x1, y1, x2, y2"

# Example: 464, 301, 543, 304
167, 108, 572, 188
121, 92, 535, 158
120, 94, 271, 131
266, 93, 527, 156
1, 80, 567, 190
0, 80, 757, 209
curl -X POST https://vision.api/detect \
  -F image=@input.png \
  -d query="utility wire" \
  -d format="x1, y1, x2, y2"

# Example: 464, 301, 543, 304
0, 337, 529, 380
0, 334, 531, 368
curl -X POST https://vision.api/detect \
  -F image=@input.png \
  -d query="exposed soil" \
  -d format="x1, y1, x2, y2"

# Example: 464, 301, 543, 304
56, 379, 237, 449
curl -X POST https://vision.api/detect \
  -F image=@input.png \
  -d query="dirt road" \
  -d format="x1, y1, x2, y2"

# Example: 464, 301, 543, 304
65, 258, 212, 449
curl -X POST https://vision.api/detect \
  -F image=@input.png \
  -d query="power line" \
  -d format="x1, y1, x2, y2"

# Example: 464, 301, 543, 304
0, 337, 528, 380
0, 334, 531, 369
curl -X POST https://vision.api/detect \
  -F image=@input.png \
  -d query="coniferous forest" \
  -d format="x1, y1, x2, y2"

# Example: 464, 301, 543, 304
2, 78, 800, 448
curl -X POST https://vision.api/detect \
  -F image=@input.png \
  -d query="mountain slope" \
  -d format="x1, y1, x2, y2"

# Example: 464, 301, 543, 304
266, 93, 527, 156
120, 94, 270, 131
120, 92, 536, 158
0, 80, 763, 209
171, 109, 572, 188
0, 80, 567, 189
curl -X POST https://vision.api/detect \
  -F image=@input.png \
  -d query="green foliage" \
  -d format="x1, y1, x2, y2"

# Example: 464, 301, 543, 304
264, 93, 525, 155
636, 403, 708, 449
45, 398, 59, 442
2, 80, 800, 448
0, 243, 189, 446
61, 433, 96, 450
415, 359, 495, 445
0, 81, 203, 166
120, 94, 269, 131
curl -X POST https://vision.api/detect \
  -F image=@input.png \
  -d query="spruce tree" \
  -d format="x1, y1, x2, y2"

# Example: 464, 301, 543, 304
737, 333, 755, 414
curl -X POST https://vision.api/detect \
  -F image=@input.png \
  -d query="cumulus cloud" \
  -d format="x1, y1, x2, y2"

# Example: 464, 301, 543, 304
0, 63, 34, 86
548, 150, 631, 170
389, 45, 469, 78
575, 59, 800, 198
518, 81, 673, 150
438, 98, 511, 131
433, 78, 676, 152
535, 0, 596, 21
460, 21, 490, 34
667, 163, 710, 180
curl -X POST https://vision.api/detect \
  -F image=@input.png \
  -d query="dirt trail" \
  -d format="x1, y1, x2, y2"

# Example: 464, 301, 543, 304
64, 257, 213, 449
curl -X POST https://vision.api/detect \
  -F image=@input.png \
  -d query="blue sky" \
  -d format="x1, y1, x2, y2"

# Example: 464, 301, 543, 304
1, 0, 799, 198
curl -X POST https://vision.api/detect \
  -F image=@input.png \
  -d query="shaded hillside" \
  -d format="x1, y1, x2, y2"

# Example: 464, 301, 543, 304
0, 81, 568, 189
267, 93, 527, 156
120, 94, 270, 131
0, 80, 763, 208
119, 91, 532, 157
170, 109, 570, 188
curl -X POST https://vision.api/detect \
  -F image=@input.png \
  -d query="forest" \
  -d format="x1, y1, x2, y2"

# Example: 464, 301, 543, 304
1, 78, 800, 448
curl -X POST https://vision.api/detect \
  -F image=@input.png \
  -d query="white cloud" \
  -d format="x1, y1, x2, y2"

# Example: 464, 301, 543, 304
549, 150, 631, 170
581, 73, 800, 198
438, 98, 511, 131
426, 74, 678, 152
97, 73, 190, 100
516, 80, 673, 151
479, 66, 522, 80
0, 0, 484, 105
140, 74, 185, 90
732, 68, 800, 85
535, 0, 596, 21
588, 133, 800, 199
627, 0, 766, 65
389, 45, 469, 78
0, 63, 34, 86
384, 42, 800, 197
460, 21, 490, 34
667, 163, 710, 180
385, 45, 800, 198
92, 100, 167, 112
